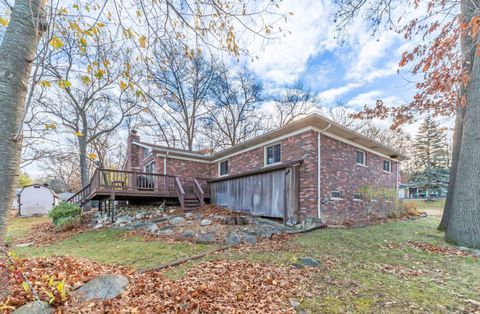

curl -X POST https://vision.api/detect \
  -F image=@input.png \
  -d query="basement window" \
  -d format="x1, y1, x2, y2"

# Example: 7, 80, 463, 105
331, 191, 342, 200
353, 192, 363, 201
356, 150, 366, 166
383, 160, 391, 173
219, 160, 229, 176
265, 143, 281, 165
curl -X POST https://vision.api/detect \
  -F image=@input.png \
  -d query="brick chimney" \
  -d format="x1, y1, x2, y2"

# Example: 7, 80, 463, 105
126, 129, 141, 171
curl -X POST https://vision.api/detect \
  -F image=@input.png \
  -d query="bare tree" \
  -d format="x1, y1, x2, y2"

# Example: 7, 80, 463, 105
203, 65, 265, 149
320, 104, 370, 132
35, 20, 142, 187
143, 41, 217, 151
272, 82, 321, 127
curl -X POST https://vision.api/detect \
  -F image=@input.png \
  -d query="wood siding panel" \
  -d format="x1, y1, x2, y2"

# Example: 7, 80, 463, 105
211, 169, 287, 218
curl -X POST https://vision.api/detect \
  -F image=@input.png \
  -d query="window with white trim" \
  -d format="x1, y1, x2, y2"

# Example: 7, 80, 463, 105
356, 150, 366, 166
144, 161, 154, 173
143, 147, 151, 159
219, 160, 229, 176
265, 143, 281, 165
331, 191, 342, 200
353, 192, 363, 201
383, 160, 391, 173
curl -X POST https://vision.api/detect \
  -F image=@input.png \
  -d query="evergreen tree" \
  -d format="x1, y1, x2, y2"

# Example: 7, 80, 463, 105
410, 117, 450, 200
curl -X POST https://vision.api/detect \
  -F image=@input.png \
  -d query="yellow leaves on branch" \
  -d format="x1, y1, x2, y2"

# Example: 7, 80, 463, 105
49, 36, 64, 49
40, 80, 52, 88
139, 35, 147, 48
120, 80, 127, 91
87, 153, 97, 160
44, 123, 56, 130
57, 80, 71, 89
74, 131, 84, 137
0, 17, 9, 27
81, 76, 91, 85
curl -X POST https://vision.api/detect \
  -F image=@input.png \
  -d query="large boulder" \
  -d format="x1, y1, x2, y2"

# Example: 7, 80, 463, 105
73, 274, 128, 301
169, 216, 186, 226
242, 233, 257, 245
200, 219, 212, 226
224, 233, 241, 245
198, 233, 215, 243
293, 257, 321, 268
13, 301, 53, 314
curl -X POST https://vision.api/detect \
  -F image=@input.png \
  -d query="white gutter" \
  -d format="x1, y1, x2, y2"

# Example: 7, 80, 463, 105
163, 152, 169, 175
317, 124, 331, 220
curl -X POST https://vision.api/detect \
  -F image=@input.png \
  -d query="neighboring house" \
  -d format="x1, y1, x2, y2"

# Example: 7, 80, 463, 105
120, 113, 405, 225
17, 184, 59, 216
57, 192, 74, 202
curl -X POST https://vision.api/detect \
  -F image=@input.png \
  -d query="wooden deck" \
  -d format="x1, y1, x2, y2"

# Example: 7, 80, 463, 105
68, 169, 210, 208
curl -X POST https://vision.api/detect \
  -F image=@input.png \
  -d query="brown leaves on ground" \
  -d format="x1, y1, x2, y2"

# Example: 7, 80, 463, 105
2, 255, 315, 313
11, 221, 89, 247
376, 264, 426, 279
406, 240, 478, 258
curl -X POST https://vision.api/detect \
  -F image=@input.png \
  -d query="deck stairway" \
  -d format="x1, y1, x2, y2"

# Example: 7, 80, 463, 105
67, 168, 209, 211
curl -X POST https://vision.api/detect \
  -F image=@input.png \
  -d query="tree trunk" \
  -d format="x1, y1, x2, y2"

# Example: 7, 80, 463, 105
446, 0, 480, 248
0, 0, 45, 299
438, 106, 464, 231
79, 137, 89, 187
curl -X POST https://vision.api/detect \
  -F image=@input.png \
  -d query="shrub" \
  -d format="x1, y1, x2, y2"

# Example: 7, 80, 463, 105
49, 202, 82, 230
399, 201, 421, 217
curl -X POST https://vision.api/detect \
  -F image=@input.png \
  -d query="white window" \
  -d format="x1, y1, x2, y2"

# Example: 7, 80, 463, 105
383, 160, 391, 173
144, 161, 154, 173
219, 160, 229, 176
265, 143, 281, 165
356, 150, 366, 166
143, 147, 151, 159
331, 191, 342, 200
353, 192, 363, 201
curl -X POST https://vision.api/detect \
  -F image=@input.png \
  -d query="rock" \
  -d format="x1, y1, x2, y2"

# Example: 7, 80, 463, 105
289, 299, 301, 309
146, 223, 158, 233
14, 242, 34, 248
115, 216, 132, 225
157, 227, 174, 235
200, 219, 212, 226
73, 274, 128, 301
13, 301, 54, 314
224, 233, 241, 245
185, 212, 194, 220
293, 257, 321, 268
194, 212, 204, 220
170, 216, 186, 225
135, 212, 145, 220
150, 217, 167, 224
198, 233, 215, 243
182, 230, 195, 238
93, 224, 103, 229
242, 233, 257, 245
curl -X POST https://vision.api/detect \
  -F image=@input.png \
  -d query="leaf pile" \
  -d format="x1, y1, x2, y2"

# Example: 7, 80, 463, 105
0, 256, 132, 310
66, 260, 313, 313
2, 255, 314, 313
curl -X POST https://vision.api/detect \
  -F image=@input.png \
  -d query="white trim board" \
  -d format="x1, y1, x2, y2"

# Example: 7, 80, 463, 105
156, 153, 211, 164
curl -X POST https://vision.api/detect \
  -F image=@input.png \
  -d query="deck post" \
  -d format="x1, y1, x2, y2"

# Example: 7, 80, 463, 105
110, 192, 116, 223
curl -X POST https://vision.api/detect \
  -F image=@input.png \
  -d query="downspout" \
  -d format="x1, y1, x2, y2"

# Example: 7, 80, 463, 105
317, 124, 331, 220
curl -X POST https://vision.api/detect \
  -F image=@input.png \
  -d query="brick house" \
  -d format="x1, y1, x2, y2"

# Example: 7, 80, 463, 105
123, 113, 405, 226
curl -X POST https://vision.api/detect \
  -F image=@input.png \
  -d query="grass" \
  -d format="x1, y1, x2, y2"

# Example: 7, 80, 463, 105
8, 202, 480, 313
5, 215, 49, 244
12, 226, 217, 270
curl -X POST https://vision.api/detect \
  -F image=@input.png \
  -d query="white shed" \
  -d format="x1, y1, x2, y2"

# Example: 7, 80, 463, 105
18, 184, 59, 216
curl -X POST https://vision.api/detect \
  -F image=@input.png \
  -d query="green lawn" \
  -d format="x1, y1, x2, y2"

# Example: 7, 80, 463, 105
5, 215, 49, 244
8, 204, 480, 313
13, 228, 217, 269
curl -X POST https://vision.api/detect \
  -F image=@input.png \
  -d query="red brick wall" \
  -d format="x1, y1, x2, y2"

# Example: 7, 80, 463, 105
126, 131, 141, 171
139, 154, 211, 182
319, 135, 398, 225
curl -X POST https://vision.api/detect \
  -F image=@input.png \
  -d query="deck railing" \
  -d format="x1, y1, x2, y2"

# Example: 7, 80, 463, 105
193, 178, 205, 207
